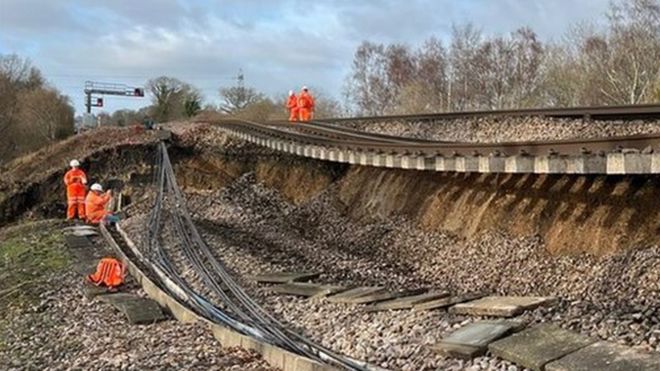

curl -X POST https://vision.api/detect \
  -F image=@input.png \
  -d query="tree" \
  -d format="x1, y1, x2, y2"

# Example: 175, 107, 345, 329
146, 76, 189, 121
183, 88, 203, 118
219, 85, 264, 114
0, 54, 73, 163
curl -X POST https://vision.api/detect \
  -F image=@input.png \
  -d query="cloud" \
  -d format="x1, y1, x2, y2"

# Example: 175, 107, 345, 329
0, 0, 613, 114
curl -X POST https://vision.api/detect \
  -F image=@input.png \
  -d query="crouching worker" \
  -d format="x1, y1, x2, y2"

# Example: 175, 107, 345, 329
85, 183, 119, 225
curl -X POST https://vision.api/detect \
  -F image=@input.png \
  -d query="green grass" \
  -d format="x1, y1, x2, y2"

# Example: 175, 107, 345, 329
0, 220, 71, 309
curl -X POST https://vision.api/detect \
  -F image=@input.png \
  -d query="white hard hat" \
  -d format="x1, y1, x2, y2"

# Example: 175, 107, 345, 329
91, 183, 103, 192
302, 86, 308, 91
288, 90, 294, 96
70, 159, 80, 167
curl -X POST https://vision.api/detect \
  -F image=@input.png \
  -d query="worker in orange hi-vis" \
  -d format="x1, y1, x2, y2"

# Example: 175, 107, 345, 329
286, 90, 299, 122
64, 159, 87, 221
297, 86, 315, 121
85, 183, 119, 225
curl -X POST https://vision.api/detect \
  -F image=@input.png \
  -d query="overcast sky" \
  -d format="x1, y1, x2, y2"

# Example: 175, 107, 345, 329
0, 0, 612, 115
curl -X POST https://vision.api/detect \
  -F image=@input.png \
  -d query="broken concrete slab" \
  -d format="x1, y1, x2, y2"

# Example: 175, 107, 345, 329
271, 282, 345, 297
63, 225, 98, 232
348, 289, 426, 305
250, 272, 320, 284
369, 291, 450, 311
450, 296, 557, 317
414, 292, 486, 311
120, 298, 168, 325
98, 293, 167, 324
68, 230, 99, 237
489, 324, 595, 371
545, 341, 660, 371
64, 234, 94, 249
326, 287, 385, 303
431, 320, 521, 359
82, 281, 109, 300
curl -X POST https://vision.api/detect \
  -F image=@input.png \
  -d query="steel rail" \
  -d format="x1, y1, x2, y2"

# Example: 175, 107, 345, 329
321, 103, 660, 123
217, 120, 660, 157
265, 119, 444, 144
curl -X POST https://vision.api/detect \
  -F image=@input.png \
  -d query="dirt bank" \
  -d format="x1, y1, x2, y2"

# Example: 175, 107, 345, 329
174, 129, 658, 255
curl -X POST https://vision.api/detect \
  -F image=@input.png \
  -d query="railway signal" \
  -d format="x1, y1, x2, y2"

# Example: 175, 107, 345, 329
84, 81, 145, 113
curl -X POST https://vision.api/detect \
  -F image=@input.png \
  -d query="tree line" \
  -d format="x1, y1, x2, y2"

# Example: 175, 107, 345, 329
343, 0, 660, 115
0, 55, 75, 164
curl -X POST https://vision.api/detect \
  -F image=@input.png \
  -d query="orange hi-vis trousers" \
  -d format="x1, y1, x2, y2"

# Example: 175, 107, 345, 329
298, 108, 312, 121
289, 107, 299, 121
67, 197, 86, 220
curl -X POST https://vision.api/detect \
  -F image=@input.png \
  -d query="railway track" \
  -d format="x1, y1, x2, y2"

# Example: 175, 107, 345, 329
205, 105, 660, 174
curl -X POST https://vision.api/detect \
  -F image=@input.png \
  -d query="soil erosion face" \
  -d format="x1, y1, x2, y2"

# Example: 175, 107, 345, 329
175, 142, 658, 255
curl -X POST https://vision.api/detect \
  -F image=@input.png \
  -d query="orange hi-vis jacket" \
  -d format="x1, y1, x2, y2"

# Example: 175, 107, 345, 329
286, 95, 299, 121
298, 92, 315, 121
85, 190, 111, 224
298, 92, 314, 110
64, 168, 87, 198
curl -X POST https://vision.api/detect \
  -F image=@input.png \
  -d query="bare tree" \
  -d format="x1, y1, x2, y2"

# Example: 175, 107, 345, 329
219, 85, 264, 114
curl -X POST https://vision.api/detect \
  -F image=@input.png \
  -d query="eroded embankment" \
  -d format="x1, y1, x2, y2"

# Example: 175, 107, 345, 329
178, 142, 658, 255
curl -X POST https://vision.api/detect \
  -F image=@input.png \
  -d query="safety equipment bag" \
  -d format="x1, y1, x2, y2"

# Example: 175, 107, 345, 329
87, 257, 125, 289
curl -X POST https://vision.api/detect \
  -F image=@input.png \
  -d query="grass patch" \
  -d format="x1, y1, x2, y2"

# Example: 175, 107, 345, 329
0, 220, 71, 310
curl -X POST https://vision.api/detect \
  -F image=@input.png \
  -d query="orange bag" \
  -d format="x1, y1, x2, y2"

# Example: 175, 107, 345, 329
87, 257, 125, 289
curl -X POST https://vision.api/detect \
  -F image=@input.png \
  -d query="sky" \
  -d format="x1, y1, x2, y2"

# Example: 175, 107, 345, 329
0, 0, 613, 115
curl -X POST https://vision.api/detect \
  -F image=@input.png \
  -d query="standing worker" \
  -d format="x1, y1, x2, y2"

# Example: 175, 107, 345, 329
297, 86, 315, 121
85, 183, 119, 225
64, 159, 87, 221
286, 90, 299, 122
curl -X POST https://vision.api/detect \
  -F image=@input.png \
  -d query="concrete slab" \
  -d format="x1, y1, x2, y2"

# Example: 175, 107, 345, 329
63, 225, 98, 232
346, 289, 426, 305
99, 293, 167, 324
326, 287, 385, 303
119, 298, 168, 325
64, 234, 93, 249
250, 272, 320, 284
545, 341, 660, 371
450, 296, 557, 317
488, 324, 595, 371
68, 230, 99, 237
414, 292, 486, 311
431, 320, 519, 359
369, 291, 450, 311
271, 282, 345, 297
82, 281, 109, 300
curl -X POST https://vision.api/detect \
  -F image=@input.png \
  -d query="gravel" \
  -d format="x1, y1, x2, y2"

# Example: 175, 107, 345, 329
120, 171, 660, 371
333, 117, 660, 143
0, 239, 276, 371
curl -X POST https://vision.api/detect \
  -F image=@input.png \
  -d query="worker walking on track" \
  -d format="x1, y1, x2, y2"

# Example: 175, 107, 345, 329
286, 90, 299, 122
297, 86, 315, 121
85, 183, 119, 225
64, 159, 87, 221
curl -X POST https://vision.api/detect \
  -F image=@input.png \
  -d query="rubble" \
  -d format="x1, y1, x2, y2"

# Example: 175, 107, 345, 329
121, 171, 660, 370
